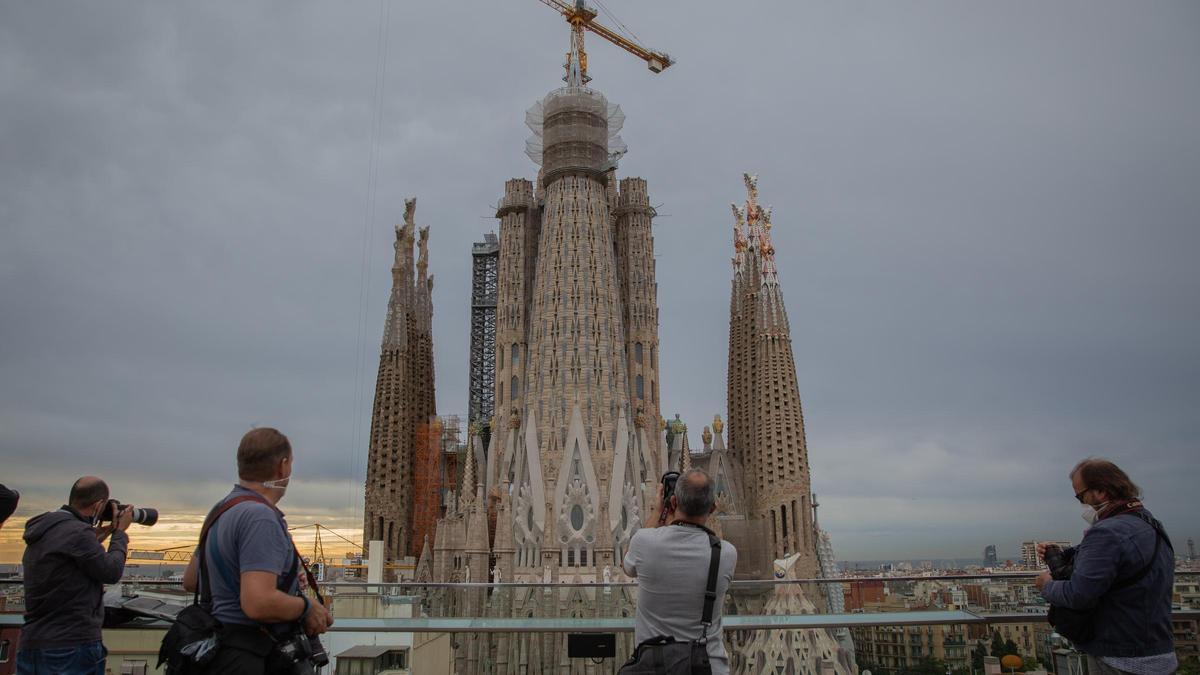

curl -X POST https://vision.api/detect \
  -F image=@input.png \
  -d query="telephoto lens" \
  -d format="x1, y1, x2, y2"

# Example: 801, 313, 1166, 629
102, 501, 159, 527
127, 506, 159, 527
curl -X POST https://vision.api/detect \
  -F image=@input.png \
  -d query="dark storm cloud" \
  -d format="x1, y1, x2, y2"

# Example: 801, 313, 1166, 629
1, 1, 1197, 559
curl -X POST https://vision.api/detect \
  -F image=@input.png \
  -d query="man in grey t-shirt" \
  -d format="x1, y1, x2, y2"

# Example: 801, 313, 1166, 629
623, 469, 738, 675
183, 427, 332, 674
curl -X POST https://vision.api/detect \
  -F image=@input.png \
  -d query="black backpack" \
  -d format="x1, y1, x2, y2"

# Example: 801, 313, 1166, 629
618, 523, 722, 675
1048, 510, 1171, 644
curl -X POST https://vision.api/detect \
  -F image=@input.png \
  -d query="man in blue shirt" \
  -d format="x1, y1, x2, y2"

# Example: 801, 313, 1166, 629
1036, 458, 1174, 675
183, 427, 332, 674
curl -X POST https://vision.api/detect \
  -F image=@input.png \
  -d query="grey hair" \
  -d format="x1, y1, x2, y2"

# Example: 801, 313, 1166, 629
676, 468, 715, 517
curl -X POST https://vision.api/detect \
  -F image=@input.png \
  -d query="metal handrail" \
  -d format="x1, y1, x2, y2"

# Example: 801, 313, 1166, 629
2, 570, 1198, 588
2, 609, 1199, 633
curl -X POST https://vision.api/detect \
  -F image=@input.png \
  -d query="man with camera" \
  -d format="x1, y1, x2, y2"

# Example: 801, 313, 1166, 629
181, 427, 332, 674
1035, 458, 1174, 675
621, 469, 738, 675
18, 476, 134, 674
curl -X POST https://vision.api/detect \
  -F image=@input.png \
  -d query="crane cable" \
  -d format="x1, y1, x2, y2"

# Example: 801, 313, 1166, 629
349, 0, 393, 528
592, 0, 643, 45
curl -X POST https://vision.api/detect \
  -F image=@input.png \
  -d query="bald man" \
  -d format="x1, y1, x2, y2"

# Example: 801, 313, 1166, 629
18, 476, 133, 675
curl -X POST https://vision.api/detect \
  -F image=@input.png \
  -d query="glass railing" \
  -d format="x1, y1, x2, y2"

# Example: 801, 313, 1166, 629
2, 572, 1197, 674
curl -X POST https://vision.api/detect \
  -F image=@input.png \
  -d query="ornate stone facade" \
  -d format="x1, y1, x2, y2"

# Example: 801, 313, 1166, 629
362, 198, 437, 562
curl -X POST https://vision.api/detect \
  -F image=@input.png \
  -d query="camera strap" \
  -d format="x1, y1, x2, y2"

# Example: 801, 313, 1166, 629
672, 521, 722, 644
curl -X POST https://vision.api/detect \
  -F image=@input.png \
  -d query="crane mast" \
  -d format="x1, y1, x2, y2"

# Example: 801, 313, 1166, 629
533, 0, 672, 84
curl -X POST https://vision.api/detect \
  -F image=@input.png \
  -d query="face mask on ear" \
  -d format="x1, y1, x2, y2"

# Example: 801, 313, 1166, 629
91, 500, 108, 526
1081, 502, 1108, 525
262, 475, 290, 493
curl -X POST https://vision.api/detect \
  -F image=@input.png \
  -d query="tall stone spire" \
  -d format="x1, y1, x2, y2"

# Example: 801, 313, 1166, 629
727, 174, 818, 574
436, 71, 663, 671
363, 198, 438, 562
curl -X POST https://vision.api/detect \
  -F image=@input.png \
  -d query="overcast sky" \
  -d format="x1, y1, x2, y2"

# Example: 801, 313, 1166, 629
2, 1, 1197, 562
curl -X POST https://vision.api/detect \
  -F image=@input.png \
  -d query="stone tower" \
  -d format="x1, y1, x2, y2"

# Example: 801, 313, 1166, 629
434, 72, 666, 671
727, 174, 819, 574
362, 198, 437, 562
487, 80, 664, 580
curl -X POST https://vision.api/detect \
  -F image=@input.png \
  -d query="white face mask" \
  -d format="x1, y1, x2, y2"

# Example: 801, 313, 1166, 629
1081, 502, 1108, 525
261, 472, 291, 496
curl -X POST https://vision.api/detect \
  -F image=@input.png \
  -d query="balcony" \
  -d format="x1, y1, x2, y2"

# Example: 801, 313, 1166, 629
3, 571, 1198, 674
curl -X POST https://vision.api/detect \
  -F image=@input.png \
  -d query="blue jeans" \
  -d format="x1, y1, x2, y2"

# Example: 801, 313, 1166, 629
16, 640, 107, 675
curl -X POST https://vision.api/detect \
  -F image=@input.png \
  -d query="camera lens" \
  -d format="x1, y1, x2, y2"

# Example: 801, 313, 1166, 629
132, 508, 159, 527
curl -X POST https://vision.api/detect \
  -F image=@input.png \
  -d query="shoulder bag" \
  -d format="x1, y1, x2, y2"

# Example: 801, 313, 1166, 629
157, 493, 273, 673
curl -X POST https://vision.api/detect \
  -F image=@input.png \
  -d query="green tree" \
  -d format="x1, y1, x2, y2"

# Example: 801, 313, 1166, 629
1002, 638, 1020, 658
971, 642, 986, 672
990, 631, 1005, 657
908, 656, 949, 675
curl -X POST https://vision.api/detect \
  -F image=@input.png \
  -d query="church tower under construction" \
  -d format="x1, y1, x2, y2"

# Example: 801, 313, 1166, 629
485, 79, 666, 584
362, 198, 437, 563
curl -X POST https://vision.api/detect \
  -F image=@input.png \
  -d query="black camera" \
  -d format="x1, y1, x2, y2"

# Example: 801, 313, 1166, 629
1043, 544, 1074, 580
277, 632, 329, 675
661, 471, 681, 503
99, 500, 159, 527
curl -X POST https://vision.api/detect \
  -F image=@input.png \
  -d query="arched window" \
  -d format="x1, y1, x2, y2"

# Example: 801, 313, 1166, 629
635, 342, 643, 364
636, 375, 644, 399
512, 344, 520, 368
498, 346, 504, 370
511, 376, 519, 401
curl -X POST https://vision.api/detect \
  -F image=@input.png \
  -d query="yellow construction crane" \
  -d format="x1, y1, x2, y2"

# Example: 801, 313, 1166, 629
533, 0, 672, 85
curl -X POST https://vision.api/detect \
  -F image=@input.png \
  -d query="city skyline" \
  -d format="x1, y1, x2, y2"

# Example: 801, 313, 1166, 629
2, 1, 1198, 562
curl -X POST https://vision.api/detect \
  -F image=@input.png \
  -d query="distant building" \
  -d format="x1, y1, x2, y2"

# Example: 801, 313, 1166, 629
853, 621, 969, 673
1021, 540, 1070, 569
983, 544, 998, 567
844, 580, 887, 611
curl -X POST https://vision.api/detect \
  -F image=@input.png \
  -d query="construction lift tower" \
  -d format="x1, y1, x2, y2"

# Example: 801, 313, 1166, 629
468, 233, 499, 434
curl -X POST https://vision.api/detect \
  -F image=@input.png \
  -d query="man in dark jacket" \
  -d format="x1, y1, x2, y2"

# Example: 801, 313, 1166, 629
1036, 459, 1174, 675
18, 476, 133, 675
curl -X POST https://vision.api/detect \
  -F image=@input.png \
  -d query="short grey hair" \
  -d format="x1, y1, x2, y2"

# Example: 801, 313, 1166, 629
676, 469, 715, 517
